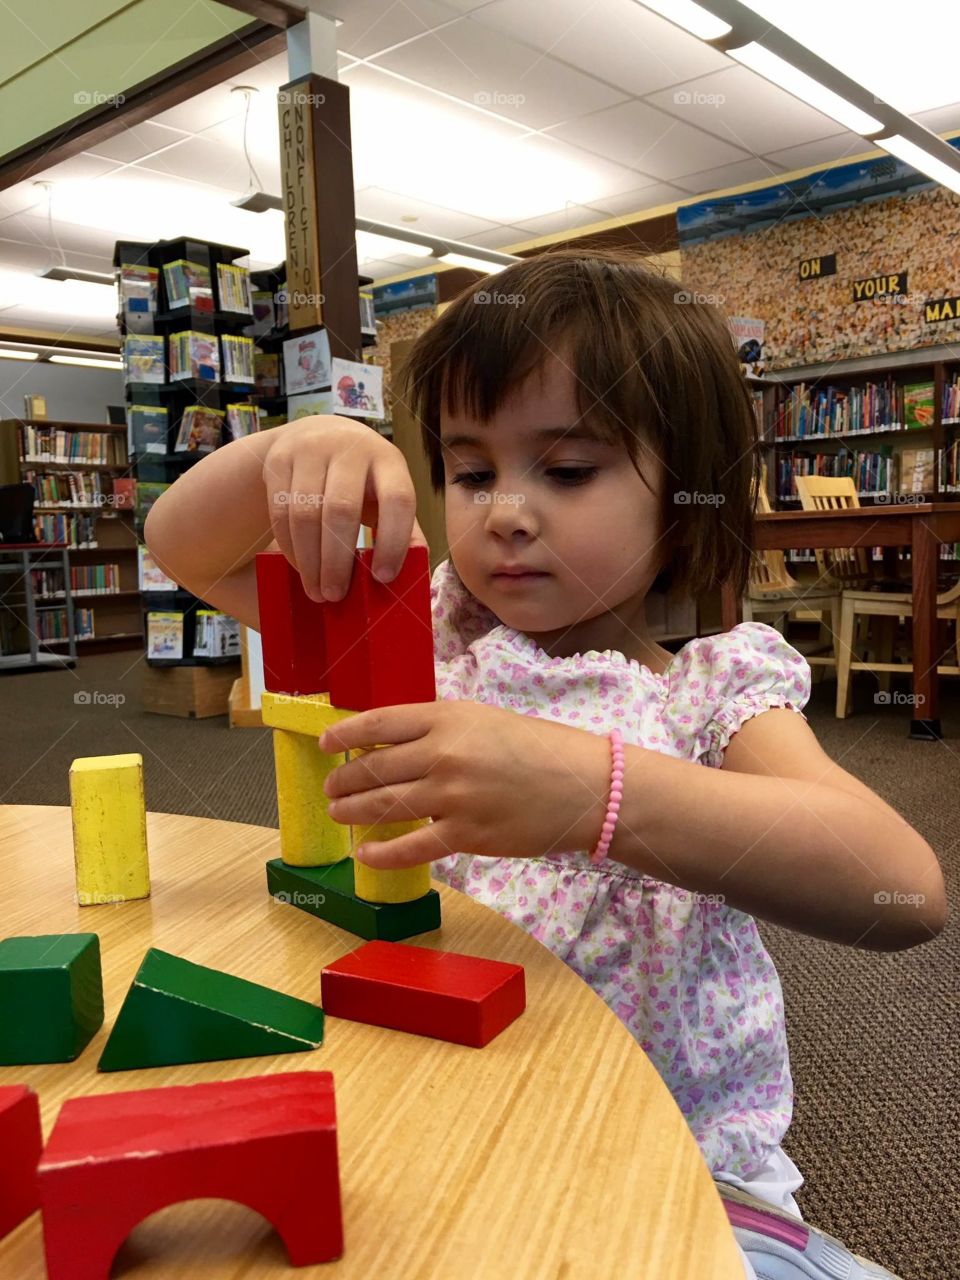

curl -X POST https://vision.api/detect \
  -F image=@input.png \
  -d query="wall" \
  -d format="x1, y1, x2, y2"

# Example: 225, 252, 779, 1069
0, 359, 123, 422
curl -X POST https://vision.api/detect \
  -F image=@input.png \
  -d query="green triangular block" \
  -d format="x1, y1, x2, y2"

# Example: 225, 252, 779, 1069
98, 948, 324, 1072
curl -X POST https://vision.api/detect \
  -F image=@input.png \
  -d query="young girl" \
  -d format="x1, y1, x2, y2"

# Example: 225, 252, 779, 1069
145, 248, 945, 1280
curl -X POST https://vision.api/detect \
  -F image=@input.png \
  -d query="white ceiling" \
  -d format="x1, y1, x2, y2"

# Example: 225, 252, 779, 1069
0, 0, 958, 339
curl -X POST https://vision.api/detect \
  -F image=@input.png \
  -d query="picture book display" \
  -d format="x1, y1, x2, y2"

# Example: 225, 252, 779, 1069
146, 611, 184, 660
226, 403, 260, 440
217, 263, 253, 314
123, 336, 165, 385
127, 404, 168, 455
222, 334, 255, 384
163, 260, 213, 311
254, 352, 280, 393
283, 329, 331, 396
169, 332, 220, 382
331, 357, 384, 420
193, 610, 240, 658
903, 383, 935, 430
139, 547, 179, 592
174, 406, 224, 453
119, 264, 158, 333
287, 391, 333, 420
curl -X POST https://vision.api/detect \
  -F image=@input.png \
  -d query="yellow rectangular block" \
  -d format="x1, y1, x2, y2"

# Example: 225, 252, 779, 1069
261, 692, 356, 737
274, 729, 352, 867
352, 745, 431, 904
69, 753, 150, 906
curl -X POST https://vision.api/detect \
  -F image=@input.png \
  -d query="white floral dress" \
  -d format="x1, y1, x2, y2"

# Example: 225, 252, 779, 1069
429, 557, 813, 1182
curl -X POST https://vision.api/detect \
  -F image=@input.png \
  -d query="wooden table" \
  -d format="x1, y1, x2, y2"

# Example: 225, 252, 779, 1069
721, 502, 960, 739
0, 806, 744, 1279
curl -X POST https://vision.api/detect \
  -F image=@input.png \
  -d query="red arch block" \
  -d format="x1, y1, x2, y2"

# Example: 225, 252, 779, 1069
38, 1072, 341, 1278
0, 1084, 42, 1239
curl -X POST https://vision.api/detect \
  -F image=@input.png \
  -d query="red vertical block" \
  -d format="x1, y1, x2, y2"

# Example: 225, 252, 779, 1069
255, 550, 328, 695
0, 1084, 43, 1240
323, 546, 435, 711
321, 941, 525, 1047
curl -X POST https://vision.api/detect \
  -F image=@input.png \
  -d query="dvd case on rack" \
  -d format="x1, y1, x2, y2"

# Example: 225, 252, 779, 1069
174, 405, 224, 452
123, 335, 165, 384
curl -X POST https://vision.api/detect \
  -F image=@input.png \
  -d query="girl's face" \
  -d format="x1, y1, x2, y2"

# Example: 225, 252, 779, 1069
441, 351, 669, 636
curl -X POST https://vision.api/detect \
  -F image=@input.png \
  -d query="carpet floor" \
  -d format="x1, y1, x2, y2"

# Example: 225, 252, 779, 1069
1, 649, 957, 1279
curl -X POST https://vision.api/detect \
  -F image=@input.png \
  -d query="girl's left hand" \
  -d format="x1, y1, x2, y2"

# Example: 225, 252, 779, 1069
319, 700, 611, 869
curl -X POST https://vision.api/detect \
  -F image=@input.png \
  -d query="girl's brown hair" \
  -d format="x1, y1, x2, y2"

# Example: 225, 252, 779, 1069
396, 245, 761, 600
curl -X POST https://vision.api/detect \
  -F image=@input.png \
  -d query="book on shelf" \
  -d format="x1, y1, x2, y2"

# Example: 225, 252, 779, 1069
225, 403, 259, 440
283, 329, 331, 396
216, 263, 252, 314
248, 289, 275, 337
23, 394, 47, 418
127, 403, 169, 455
898, 447, 935, 493
139, 546, 179, 591
134, 481, 170, 525
221, 333, 255, 384
193, 609, 240, 658
359, 290, 375, 338
32, 563, 120, 598
37, 607, 94, 642
903, 383, 935, 430
254, 351, 280, 393
174, 405, 224, 453
169, 331, 220, 381
287, 391, 332, 419
33, 512, 97, 548
19, 424, 126, 465
111, 478, 136, 510
276, 281, 288, 329
331, 357, 384, 420
146, 610, 184, 660
942, 375, 960, 425
124, 335, 165, 384
24, 470, 108, 507
119, 263, 158, 333
163, 260, 213, 311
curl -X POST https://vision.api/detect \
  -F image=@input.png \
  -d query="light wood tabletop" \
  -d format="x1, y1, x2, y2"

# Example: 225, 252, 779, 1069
0, 804, 744, 1279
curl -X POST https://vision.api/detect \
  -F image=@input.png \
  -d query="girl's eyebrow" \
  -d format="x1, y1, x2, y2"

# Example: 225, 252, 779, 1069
441, 426, 603, 450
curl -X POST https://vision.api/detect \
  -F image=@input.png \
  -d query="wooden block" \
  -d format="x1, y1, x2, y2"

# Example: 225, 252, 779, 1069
260, 690, 355, 736
142, 663, 238, 719
0, 934, 103, 1064
267, 857, 441, 941
0, 1084, 42, 1240
273, 728, 352, 867
323, 547, 436, 711
255, 550, 328, 695
69, 754, 150, 906
97, 948, 324, 1072
321, 941, 525, 1047
38, 1072, 342, 1278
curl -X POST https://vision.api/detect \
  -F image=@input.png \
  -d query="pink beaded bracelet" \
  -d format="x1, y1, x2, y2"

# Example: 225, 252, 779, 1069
590, 728, 624, 865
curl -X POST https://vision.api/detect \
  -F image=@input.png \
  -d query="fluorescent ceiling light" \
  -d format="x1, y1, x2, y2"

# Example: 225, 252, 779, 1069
437, 251, 511, 273
48, 354, 123, 370
40, 266, 114, 287
731, 1, 960, 116
728, 42, 883, 134
0, 271, 119, 320
232, 191, 283, 213
0, 348, 38, 361
877, 134, 960, 196
356, 229, 433, 261
638, 0, 731, 40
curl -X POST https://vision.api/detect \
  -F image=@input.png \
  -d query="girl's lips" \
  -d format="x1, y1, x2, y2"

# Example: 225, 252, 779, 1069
490, 570, 550, 587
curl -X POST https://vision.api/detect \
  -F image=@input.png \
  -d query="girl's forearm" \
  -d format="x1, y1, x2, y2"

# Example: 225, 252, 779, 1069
605, 745, 943, 950
143, 432, 277, 596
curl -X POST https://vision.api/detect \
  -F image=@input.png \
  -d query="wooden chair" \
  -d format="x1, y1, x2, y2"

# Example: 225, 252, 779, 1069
794, 474, 960, 717
744, 472, 841, 679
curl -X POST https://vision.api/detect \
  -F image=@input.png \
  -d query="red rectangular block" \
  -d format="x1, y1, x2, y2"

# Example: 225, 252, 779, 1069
255, 551, 328, 695
322, 547, 435, 711
321, 940, 525, 1047
0, 1084, 43, 1240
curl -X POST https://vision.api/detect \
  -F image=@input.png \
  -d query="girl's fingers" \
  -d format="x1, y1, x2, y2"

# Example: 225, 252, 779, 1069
367, 455, 418, 584
324, 739, 430, 798
320, 703, 436, 753
328, 779, 432, 827
262, 454, 297, 567
280, 458, 328, 599
317, 458, 369, 601
355, 819, 456, 870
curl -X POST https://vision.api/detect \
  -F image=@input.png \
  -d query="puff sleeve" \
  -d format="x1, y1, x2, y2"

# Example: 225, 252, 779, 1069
694, 622, 812, 769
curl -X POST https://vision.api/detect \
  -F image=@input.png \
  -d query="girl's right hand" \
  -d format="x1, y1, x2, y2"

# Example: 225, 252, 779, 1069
261, 414, 425, 603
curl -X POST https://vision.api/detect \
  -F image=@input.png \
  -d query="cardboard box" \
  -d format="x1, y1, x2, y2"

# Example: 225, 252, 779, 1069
141, 663, 239, 719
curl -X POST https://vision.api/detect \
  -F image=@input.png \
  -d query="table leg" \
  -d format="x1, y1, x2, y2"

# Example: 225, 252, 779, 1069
910, 517, 940, 740
720, 581, 742, 631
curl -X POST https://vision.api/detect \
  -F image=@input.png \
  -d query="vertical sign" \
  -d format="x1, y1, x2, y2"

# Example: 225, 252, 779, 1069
279, 80, 323, 332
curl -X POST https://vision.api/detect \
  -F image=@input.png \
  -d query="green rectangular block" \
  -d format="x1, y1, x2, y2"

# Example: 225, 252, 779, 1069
0, 933, 103, 1064
266, 858, 442, 941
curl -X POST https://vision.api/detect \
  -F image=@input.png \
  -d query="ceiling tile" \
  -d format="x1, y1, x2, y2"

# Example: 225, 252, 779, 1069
368, 18, 629, 129
912, 103, 960, 137
674, 156, 786, 197
546, 99, 750, 180
645, 64, 847, 155
764, 132, 872, 173
85, 121, 190, 164
330, 0, 465, 59
587, 181, 689, 216
464, 224, 539, 248
509, 202, 614, 237
467, 0, 729, 96
354, 186, 500, 239
133, 136, 251, 193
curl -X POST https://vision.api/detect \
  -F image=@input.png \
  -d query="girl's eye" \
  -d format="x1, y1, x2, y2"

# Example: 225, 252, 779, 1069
546, 466, 597, 485
449, 471, 493, 488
